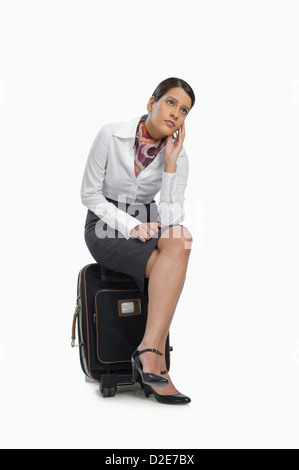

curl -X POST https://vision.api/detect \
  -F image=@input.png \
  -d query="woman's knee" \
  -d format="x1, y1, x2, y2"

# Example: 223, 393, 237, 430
157, 225, 193, 253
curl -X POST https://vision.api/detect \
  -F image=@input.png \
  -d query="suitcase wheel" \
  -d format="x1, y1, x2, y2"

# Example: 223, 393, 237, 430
100, 383, 116, 398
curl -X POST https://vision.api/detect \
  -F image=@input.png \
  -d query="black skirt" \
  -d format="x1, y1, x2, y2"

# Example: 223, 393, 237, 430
84, 197, 181, 296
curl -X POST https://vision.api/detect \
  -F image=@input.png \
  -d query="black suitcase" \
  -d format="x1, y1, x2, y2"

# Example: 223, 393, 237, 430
71, 263, 171, 398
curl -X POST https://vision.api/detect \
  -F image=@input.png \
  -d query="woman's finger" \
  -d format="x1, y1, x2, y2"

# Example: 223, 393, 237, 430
142, 228, 150, 240
149, 228, 157, 237
149, 222, 159, 232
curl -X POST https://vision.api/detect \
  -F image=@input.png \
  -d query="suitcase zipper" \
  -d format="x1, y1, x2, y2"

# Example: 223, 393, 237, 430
78, 271, 90, 375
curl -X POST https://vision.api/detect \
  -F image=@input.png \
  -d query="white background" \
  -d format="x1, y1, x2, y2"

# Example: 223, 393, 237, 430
0, 0, 298, 449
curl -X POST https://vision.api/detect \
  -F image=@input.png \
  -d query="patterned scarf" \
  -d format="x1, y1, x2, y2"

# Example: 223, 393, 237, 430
134, 118, 167, 177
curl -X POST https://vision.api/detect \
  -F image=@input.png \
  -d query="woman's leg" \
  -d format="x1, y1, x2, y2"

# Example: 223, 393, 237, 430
138, 225, 193, 394
155, 278, 186, 394
157, 277, 186, 370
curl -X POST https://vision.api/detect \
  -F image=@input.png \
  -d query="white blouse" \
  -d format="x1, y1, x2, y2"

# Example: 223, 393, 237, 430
80, 114, 189, 239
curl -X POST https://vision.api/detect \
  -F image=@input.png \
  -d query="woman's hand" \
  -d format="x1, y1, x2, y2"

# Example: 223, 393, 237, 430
164, 121, 186, 171
130, 222, 163, 242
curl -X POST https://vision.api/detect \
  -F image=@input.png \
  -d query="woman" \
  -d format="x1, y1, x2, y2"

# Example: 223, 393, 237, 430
81, 77, 195, 404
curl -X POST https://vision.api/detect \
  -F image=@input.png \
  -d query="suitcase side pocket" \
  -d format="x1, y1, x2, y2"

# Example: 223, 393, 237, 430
95, 288, 148, 364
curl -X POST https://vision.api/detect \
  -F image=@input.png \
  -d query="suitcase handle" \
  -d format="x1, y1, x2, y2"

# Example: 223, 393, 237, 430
71, 311, 79, 347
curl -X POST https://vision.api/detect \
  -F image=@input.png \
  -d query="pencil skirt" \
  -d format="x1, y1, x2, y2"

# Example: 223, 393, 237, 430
84, 197, 182, 297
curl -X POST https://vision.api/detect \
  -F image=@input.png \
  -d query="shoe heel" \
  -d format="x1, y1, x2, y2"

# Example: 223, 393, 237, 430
143, 385, 152, 398
132, 360, 139, 382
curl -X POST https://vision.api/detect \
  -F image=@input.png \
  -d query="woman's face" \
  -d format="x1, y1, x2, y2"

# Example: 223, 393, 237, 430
145, 86, 192, 140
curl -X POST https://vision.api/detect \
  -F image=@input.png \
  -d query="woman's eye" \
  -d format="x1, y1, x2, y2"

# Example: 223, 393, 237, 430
167, 100, 188, 115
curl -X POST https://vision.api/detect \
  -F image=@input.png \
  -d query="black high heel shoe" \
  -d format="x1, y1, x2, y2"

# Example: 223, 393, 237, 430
143, 384, 191, 405
131, 349, 169, 388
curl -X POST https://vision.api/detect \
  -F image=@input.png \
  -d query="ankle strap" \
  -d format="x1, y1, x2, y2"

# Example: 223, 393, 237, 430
136, 348, 163, 357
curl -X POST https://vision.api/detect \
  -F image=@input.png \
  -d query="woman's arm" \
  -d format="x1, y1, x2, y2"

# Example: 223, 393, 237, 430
80, 125, 142, 239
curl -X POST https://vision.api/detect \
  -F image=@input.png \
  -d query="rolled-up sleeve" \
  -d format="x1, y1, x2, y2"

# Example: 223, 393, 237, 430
80, 125, 142, 239
157, 148, 189, 226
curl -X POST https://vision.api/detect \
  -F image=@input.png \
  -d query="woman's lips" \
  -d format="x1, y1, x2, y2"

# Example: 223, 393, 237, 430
165, 120, 175, 128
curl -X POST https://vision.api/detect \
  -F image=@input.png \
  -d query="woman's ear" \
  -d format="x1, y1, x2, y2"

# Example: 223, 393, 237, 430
146, 96, 155, 113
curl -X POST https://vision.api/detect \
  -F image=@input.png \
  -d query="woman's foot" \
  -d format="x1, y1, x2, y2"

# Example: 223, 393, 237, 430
149, 372, 180, 396
137, 346, 179, 396
143, 383, 191, 404
132, 347, 169, 387
137, 346, 162, 377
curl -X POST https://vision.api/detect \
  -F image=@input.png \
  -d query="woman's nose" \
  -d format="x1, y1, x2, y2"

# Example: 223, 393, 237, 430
170, 108, 179, 119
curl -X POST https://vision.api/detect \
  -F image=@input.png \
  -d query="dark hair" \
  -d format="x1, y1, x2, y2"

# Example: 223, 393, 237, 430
152, 77, 196, 110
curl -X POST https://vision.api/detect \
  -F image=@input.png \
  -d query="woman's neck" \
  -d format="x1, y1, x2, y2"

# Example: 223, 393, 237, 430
143, 117, 166, 140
